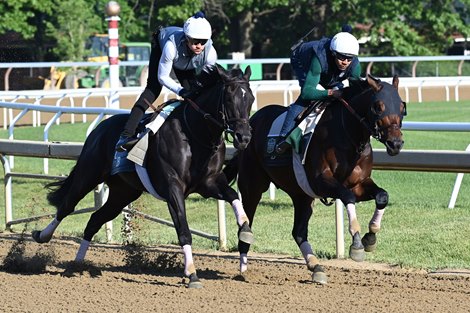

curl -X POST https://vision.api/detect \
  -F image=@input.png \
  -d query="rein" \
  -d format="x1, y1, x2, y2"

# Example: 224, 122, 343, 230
182, 78, 250, 147
185, 97, 226, 130
338, 97, 378, 139
338, 88, 382, 141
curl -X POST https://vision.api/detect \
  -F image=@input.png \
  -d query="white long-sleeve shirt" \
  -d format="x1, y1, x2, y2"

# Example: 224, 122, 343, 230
157, 40, 217, 95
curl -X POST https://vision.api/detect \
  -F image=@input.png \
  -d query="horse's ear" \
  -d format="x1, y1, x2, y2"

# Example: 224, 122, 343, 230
243, 65, 252, 81
392, 75, 399, 89
367, 74, 381, 92
216, 64, 229, 80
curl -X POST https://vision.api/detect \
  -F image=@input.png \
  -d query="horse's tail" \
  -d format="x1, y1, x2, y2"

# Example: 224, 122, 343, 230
45, 165, 78, 209
44, 116, 120, 213
223, 151, 240, 185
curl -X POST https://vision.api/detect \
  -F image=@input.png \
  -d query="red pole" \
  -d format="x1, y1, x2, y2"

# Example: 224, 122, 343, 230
105, 1, 121, 108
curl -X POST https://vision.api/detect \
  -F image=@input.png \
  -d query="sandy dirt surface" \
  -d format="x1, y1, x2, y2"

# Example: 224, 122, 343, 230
1, 233, 470, 313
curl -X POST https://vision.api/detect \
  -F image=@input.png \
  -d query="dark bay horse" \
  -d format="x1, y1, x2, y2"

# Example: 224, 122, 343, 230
224, 75, 406, 284
32, 65, 255, 288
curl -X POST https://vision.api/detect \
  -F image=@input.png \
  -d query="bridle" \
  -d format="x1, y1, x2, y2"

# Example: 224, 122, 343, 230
338, 83, 406, 142
183, 78, 251, 144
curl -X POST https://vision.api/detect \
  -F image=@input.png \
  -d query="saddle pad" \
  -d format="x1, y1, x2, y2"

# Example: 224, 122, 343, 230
292, 151, 317, 198
264, 108, 324, 166
126, 101, 181, 200
127, 101, 181, 166
135, 164, 165, 201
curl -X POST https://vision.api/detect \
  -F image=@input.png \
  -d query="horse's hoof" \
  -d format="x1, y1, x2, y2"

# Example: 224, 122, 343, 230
349, 245, 366, 262
238, 222, 254, 244
311, 264, 328, 285
187, 273, 203, 289
362, 232, 377, 252
31, 230, 50, 243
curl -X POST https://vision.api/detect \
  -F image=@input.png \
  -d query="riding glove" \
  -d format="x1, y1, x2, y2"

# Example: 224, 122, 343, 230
179, 88, 194, 99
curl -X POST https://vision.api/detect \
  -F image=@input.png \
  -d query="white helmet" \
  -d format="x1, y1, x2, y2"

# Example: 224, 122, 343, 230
183, 12, 212, 40
330, 32, 359, 56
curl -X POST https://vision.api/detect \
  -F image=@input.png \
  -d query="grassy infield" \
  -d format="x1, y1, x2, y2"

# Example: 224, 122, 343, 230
1, 100, 469, 271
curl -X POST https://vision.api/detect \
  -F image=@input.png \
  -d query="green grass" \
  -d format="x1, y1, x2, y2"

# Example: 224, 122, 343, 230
1, 100, 470, 271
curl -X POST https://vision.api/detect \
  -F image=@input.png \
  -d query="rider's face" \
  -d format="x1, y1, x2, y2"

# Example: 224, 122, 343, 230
333, 52, 353, 71
187, 37, 208, 55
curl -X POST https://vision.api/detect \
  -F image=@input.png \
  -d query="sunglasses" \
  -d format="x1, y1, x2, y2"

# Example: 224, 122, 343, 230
188, 38, 208, 46
334, 52, 353, 62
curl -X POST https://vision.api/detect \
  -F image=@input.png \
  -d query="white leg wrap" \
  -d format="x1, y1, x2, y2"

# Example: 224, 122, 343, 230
299, 241, 314, 263
74, 240, 90, 262
183, 244, 194, 276
346, 203, 361, 236
369, 208, 385, 232
40, 217, 61, 241
240, 253, 248, 273
231, 199, 249, 226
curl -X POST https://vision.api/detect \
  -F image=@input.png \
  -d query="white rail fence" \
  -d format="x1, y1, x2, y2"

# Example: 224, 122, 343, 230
1, 76, 470, 129
1, 101, 470, 257
1, 55, 469, 86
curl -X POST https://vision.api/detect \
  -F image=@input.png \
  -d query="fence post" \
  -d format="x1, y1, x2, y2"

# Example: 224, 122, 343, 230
448, 144, 470, 208
1, 155, 13, 231
217, 200, 227, 251
335, 199, 345, 259
105, 1, 121, 109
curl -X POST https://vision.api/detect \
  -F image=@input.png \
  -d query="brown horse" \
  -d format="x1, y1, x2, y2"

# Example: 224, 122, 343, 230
224, 75, 406, 284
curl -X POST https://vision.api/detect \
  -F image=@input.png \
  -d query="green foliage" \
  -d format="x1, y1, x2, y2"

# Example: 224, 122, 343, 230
46, 0, 102, 61
351, 0, 469, 55
0, 0, 468, 60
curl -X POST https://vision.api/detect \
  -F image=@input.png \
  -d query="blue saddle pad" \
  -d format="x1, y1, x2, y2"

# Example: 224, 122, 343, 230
110, 150, 135, 175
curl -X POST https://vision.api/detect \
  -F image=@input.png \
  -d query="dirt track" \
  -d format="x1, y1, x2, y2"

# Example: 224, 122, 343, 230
1, 233, 470, 313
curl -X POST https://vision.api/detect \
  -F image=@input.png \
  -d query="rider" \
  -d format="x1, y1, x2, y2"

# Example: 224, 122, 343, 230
115, 11, 217, 152
275, 27, 361, 154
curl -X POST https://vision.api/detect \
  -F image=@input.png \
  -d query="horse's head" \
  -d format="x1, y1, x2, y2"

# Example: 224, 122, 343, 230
365, 74, 406, 156
215, 65, 255, 150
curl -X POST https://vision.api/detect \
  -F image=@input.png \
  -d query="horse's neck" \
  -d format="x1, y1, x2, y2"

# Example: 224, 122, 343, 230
338, 92, 372, 146
185, 85, 224, 144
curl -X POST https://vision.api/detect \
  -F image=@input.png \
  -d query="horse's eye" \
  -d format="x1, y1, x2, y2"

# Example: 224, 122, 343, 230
372, 101, 385, 115
401, 102, 407, 116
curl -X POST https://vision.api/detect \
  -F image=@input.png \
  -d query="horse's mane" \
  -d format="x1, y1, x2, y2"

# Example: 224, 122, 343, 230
193, 65, 219, 89
341, 78, 371, 101
193, 64, 246, 91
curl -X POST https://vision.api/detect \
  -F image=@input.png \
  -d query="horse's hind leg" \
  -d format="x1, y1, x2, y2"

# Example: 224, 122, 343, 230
290, 196, 328, 284
32, 183, 99, 244
33, 159, 106, 243
75, 178, 142, 262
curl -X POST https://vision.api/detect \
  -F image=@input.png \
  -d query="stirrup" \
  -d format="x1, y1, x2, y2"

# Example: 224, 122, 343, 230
275, 140, 291, 154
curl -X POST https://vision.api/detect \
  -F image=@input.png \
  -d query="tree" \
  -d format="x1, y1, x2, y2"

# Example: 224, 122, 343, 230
46, 0, 102, 61
0, 0, 468, 61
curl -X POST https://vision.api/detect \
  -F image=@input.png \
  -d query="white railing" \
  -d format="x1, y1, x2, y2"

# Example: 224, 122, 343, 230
1, 55, 469, 84
1, 101, 469, 257
1, 75, 470, 132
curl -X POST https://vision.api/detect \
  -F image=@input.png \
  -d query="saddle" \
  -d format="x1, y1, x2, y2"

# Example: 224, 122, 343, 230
264, 107, 325, 167
110, 100, 182, 177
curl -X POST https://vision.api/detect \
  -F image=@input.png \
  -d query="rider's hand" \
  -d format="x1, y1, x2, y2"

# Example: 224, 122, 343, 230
179, 88, 194, 99
328, 89, 343, 98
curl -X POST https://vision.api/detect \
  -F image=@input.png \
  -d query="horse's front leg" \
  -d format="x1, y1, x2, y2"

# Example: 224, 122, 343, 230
165, 186, 202, 289
313, 177, 365, 262
354, 178, 389, 252
199, 173, 254, 245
